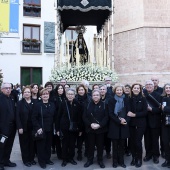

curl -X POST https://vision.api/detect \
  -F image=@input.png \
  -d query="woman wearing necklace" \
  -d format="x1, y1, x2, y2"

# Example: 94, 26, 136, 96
56, 88, 82, 167
16, 86, 36, 167
83, 89, 108, 169
108, 84, 130, 168
32, 88, 56, 169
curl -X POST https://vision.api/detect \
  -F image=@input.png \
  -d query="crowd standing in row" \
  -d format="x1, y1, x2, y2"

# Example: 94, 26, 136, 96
0, 76, 170, 170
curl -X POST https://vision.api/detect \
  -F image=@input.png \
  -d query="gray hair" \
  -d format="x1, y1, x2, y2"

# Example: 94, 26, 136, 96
99, 84, 107, 90
66, 88, 76, 95
92, 89, 101, 97
81, 80, 89, 87
1, 82, 11, 89
145, 80, 154, 86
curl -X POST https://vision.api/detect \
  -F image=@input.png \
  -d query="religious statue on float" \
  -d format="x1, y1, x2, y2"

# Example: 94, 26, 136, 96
70, 25, 89, 65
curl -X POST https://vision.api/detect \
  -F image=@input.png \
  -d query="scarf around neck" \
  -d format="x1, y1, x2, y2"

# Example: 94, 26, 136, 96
114, 94, 125, 115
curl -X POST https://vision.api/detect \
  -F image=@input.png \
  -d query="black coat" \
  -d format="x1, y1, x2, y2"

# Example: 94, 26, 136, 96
32, 101, 56, 132
0, 93, 16, 136
154, 86, 163, 95
144, 91, 162, 128
83, 100, 108, 134
16, 98, 34, 131
56, 99, 82, 132
128, 95, 148, 127
162, 96, 170, 124
108, 96, 130, 139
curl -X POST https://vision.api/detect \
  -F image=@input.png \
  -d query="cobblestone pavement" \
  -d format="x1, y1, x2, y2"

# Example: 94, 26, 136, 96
7, 134, 169, 170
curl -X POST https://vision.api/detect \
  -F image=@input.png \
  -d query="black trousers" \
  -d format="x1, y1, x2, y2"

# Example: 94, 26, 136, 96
104, 132, 111, 154
144, 127, 160, 157
61, 130, 77, 160
162, 125, 170, 161
52, 134, 62, 158
0, 123, 16, 168
36, 131, 52, 166
77, 132, 88, 155
130, 126, 145, 160
112, 139, 125, 164
19, 130, 35, 163
87, 132, 105, 162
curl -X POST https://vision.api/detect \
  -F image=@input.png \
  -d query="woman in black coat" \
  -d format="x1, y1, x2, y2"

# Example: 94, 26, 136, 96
161, 83, 170, 168
16, 86, 36, 167
127, 83, 147, 168
75, 84, 91, 161
32, 88, 56, 169
56, 88, 82, 167
108, 84, 130, 168
83, 89, 108, 169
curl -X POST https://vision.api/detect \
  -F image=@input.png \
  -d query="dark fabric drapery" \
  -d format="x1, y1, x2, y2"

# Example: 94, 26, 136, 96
57, 0, 112, 33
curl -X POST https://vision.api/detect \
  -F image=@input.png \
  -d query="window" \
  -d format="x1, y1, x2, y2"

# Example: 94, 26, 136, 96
22, 25, 41, 53
23, 0, 41, 17
21, 67, 42, 86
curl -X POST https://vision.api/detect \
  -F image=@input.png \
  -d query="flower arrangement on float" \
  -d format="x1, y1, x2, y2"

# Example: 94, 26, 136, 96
49, 64, 118, 82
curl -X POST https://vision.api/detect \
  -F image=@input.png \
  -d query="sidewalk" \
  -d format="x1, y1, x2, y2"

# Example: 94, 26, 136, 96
9, 134, 169, 170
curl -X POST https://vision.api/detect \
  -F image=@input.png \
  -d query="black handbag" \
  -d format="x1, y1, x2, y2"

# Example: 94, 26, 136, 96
0, 134, 8, 148
165, 115, 170, 126
32, 107, 46, 140
65, 100, 79, 132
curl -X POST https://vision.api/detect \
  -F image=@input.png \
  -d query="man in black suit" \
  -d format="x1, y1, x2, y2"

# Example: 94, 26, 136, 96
0, 82, 17, 170
104, 77, 114, 97
151, 76, 163, 95
143, 80, 162, 164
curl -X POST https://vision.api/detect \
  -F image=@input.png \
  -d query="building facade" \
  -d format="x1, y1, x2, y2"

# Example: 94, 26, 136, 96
106, 0, 170, 86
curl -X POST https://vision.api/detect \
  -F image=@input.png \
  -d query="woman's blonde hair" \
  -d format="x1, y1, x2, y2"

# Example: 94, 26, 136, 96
112, 83, 124, 93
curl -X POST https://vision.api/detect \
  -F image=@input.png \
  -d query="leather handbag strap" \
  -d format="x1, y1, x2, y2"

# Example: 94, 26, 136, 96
65, 100, 71, 122
41, 106, 44, 129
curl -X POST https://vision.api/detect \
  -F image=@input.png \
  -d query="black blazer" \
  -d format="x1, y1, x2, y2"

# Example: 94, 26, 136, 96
162, 96, 170, 124
16, 98, 34, 131
0, 93, 16, 136
56, 99, 82, 132
128, 95, 148, 127
32, 101, 56, 132
144, 91, 162, 128
83, 100, 108, 134
108, 96, 130, 139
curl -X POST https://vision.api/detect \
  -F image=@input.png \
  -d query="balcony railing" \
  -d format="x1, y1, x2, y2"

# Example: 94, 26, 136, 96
23, 4, 41, 17
22, 41, 41, 53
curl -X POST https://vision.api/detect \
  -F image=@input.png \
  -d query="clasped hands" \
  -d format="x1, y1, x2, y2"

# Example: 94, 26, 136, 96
91, 123, 100, 130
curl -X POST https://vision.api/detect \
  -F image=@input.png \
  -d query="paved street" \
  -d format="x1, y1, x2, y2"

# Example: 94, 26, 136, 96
8, 134, 169, 170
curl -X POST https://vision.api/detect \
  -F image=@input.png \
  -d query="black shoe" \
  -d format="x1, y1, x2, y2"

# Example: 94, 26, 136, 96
24, 162, 31, 167
46, 160, 54, 165
135, 159, 142, 168
162, 160, 170, 167
153, 157, 159, 164
69, 159, 77, 165
120, 163, 126, 168
98, 161, 105, 168
84, 160, 93, 168
77, 154, 82, 161
31, 160, 36, 165
0, 167, 4, 170
106, 153, 111, 159
39, 163, 46, 169
143, 156, 152, 162
130, 157, 135, 166
61, 161, 67, 167
4, 161, 17, 167
112, 162, 118, 168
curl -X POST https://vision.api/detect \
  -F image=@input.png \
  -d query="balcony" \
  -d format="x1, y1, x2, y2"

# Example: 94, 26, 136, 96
23, 4, 41, 17
22, 40, 41, 53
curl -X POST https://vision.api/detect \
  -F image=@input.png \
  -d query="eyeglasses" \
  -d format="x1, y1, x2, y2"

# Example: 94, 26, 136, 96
67, 93, 74, 96
146, 84, 153, 86
2, 87, 11, 90
42, 93, 49, 95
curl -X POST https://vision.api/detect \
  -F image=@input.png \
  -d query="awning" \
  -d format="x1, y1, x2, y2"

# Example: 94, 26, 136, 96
57, 0, 112, 33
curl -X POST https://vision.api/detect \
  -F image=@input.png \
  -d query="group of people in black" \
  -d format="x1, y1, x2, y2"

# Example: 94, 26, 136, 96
0, 76, 170, 170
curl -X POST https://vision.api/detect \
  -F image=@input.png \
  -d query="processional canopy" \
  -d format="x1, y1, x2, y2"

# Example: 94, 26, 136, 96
57, 0, 112, 33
